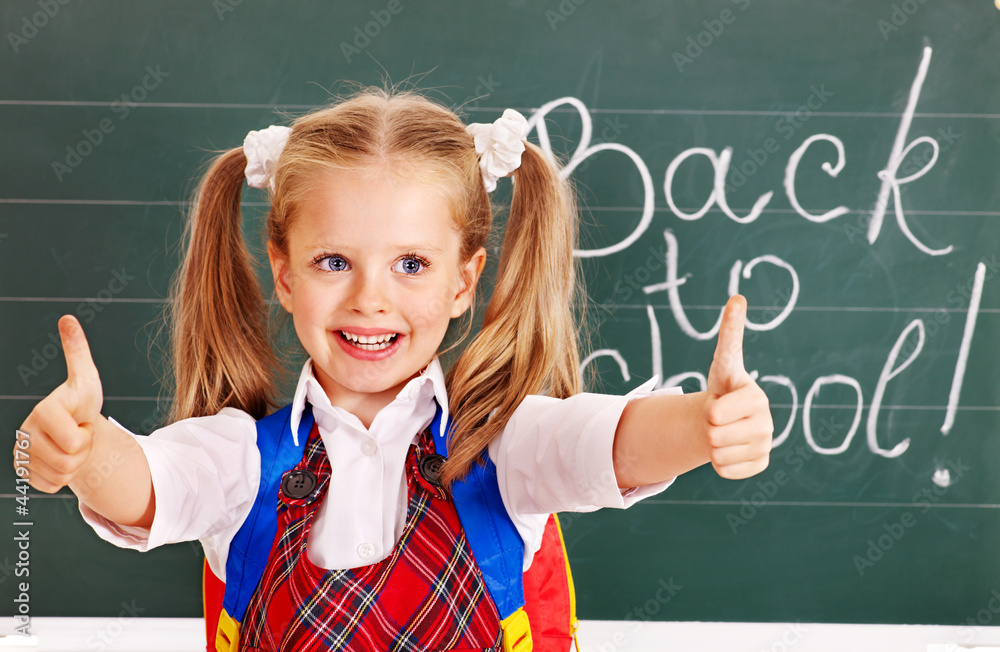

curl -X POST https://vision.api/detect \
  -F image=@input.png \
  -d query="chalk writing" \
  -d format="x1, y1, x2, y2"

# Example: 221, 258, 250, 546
526, 44, 987, 462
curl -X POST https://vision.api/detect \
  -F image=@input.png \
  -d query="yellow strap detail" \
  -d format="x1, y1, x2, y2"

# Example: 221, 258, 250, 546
552, 514, 581, 651
201, 563, 209, 623
501, 607, 532, 652
215, 608, 240, 652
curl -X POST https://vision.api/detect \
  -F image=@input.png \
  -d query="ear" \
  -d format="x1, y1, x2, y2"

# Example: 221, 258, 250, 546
266, 240, 294, 314
451, 247, 487, 318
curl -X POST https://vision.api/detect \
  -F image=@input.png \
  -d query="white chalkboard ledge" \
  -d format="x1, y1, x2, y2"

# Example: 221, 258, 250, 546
2, 619, 1000, 651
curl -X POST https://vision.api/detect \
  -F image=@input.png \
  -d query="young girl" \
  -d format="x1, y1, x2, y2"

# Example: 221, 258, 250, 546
18, 90, 773, 650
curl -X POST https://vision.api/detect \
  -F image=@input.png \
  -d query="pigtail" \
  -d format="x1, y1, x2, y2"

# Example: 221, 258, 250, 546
165, 148, 278, 422
443, 142, 582, 485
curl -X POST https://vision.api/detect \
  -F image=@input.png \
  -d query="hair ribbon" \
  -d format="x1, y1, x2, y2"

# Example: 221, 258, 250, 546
244, 125, 291, 191
466, 109, 530, 192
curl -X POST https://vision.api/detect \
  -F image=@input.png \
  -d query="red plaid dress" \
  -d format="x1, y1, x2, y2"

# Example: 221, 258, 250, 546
238, 422, 503, 651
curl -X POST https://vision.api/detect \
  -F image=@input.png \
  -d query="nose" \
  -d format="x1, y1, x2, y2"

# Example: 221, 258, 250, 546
347, 270, 389, 316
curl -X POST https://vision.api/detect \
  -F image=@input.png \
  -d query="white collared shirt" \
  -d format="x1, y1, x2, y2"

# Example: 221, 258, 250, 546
82, 358, 679, 580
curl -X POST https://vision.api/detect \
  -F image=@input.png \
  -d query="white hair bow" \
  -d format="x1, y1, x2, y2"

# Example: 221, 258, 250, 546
466, 109, 529, 192
244, 125, 291, 191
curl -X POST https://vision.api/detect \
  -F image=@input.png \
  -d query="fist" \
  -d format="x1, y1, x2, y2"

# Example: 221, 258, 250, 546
703, 295, 774, 480
15, 315, 104, 493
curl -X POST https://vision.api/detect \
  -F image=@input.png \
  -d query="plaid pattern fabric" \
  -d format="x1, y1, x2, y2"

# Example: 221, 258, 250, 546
239, 422, 503, 652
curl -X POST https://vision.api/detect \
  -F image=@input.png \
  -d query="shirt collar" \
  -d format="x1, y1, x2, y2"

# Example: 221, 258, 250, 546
288, 358, 450, 447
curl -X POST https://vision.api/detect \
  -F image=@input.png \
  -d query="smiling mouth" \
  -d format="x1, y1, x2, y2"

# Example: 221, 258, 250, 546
339, 331, 399, 351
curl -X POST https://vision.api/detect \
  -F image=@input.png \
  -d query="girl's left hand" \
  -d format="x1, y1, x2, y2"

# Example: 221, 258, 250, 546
702, 295, 774, 480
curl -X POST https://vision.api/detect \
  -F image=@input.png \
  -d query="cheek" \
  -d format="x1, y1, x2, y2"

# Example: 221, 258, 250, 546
407, 285, 458, 333
290, 283, 330, 328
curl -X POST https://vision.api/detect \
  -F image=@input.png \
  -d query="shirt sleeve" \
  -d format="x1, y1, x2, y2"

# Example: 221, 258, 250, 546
78, 408, 261, 581
490, 380, 684, 569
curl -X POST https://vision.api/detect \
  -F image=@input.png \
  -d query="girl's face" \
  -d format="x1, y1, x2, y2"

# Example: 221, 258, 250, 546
268, 168, 485, 415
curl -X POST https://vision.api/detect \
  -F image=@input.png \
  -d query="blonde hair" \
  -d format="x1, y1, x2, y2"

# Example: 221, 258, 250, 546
166, 89, 581, 484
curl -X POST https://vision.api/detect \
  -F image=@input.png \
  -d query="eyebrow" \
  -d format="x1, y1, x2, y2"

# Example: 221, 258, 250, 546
305, 242, 445, 254
401, 243, 445, 253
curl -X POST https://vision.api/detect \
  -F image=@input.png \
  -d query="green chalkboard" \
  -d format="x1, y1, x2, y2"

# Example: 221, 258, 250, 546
2, 0, 999, 628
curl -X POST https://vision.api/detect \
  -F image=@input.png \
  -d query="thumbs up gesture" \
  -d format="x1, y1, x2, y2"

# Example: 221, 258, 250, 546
703, 295, 774, 479
16, 315, 104, 493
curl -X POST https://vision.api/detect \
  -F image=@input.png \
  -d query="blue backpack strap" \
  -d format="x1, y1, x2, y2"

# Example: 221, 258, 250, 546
430, 404, 526, 620
222, 403, 314, 622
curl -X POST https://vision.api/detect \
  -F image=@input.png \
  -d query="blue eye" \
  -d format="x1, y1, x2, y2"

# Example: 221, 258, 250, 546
318, 255, 349, 272
392, 256, 427, 275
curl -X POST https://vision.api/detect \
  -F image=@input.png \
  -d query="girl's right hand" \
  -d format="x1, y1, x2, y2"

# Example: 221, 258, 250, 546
16, 315, 104, 493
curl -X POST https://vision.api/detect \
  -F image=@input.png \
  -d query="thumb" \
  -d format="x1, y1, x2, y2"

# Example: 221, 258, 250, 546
58, 315, 103, 421
707, 294, 749, 396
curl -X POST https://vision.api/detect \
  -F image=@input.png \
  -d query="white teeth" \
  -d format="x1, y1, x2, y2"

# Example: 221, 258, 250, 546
340, 331, 398, 350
